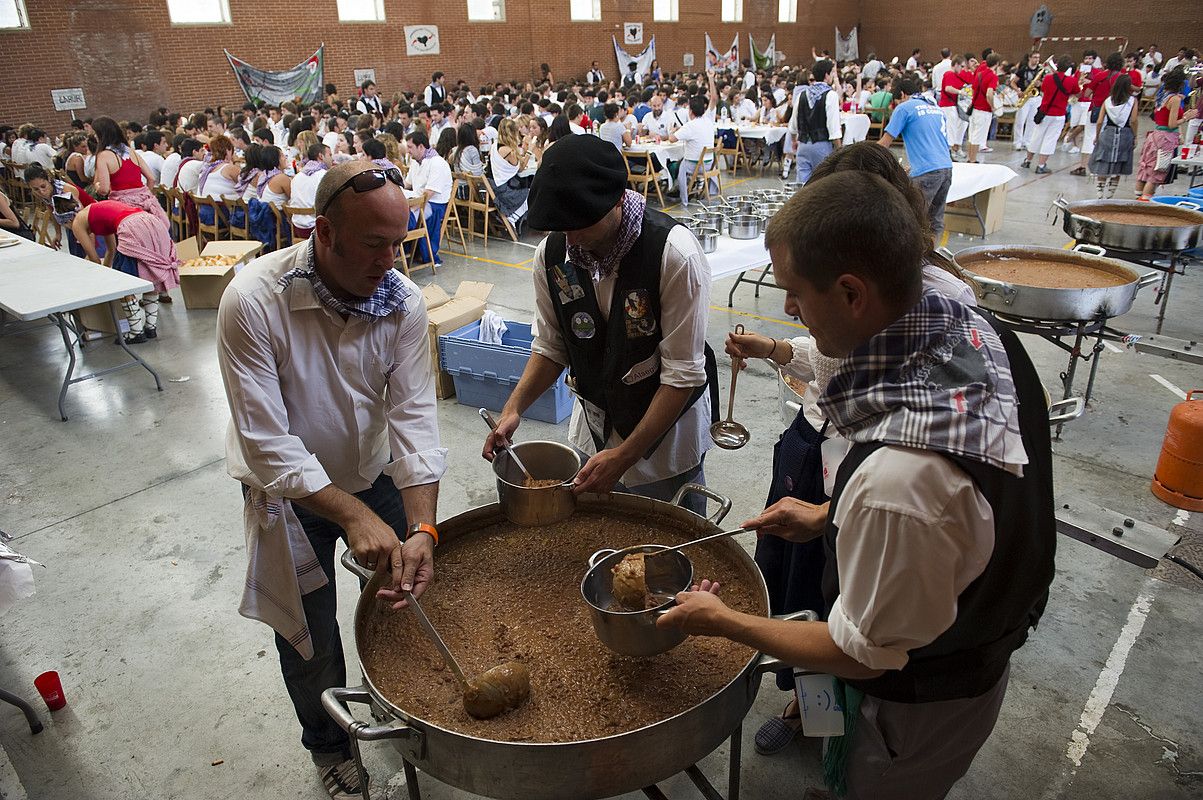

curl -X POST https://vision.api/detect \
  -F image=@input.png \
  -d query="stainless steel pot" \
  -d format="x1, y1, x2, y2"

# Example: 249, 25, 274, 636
581, 544, 694, 656
323, 485, 818, 800
1054, 196, 1203, 252
723, 195, 757, 214
693, 226, 720, 253
692, 210, 726, 233
954, 243, 1160, 321
492, 441, 581, 526
727, 214, 763, 239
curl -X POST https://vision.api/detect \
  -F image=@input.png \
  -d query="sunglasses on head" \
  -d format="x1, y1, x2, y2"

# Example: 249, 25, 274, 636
319, 167, 404, 215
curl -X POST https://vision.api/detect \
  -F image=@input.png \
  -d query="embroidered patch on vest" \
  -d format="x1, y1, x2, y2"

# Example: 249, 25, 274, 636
624, 289, 657, 338
571, 311, 597, 339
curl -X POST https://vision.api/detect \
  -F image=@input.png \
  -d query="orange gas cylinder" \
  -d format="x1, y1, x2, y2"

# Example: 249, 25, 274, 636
1152, 390, 1203, 511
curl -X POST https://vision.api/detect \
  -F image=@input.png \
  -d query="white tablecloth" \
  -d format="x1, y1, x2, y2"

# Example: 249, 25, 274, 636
0, 237, 152, 321
707, 234, 771, 281
841, 113, 872, 144
626, 142, 685, 163
947, 162, 1018, 203
716, 124, 789, 145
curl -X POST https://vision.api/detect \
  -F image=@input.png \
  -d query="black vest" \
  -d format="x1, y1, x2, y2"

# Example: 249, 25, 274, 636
821, 316, 1056, 703
543, 209, 719, 455
796, 89, 832, 144
428, 83, 446, 105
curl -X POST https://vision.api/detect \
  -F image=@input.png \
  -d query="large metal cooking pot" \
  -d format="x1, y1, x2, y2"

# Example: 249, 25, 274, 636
1054, 196, 1203, 252
693, 226, 720, 253
581, 544, 694, 656
954, 243, 1160, 321
322, 486, 817, 800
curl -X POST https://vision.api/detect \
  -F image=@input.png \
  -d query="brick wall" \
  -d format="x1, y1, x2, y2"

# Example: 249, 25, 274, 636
1, 1, 1198, 134
0, 0, 852, 133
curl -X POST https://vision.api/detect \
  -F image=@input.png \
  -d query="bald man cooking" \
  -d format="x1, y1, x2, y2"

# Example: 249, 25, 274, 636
217, 160, 446, 800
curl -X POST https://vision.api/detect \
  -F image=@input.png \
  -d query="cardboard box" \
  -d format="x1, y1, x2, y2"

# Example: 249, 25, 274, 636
944, 184, 1009, 237
76, 300, 127, 335
175, 237, 264, 309
423, 281, 494, 399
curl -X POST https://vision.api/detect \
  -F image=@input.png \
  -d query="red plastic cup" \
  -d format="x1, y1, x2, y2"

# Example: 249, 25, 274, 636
34, 671, 66, 711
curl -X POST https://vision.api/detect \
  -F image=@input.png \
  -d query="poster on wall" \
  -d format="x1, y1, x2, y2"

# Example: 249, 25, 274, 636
354, 69, 377, 87
225, 45, 324, 106
50, 88, 87, 112
405, 25, 441, 56
683, 53, 695, 68
624, 23, 643, 46
705, 33, 740, 73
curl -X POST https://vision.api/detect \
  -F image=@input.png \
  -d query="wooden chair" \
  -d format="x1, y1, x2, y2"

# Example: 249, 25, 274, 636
1138, 95, 1155, 114
395, 195, 434, 277
269, 204, 291, 252
225, 196, 250, 240
714, 133, 748, 176
190, 193, 228, 244
439, 196, 468, 255
456, 173, 517, 244
282, 205, 314, 243
32, 205, 54, 247
688, 147, 722, 202
623, 151, 665, 206
994, 112, 1015, 141
166, 187, 189, 241
480, 176, 518, 242
867, 107, 892, 140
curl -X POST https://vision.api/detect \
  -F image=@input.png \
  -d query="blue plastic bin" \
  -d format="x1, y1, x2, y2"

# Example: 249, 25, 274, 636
439, 320, 573, 424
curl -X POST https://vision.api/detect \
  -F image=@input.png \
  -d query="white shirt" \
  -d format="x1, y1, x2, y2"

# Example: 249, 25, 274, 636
863, 59, 884, 80
789, 87, 843, 142
429, 121, 451, 144
159, 152, 183, 187
827, 446, 994, 671
289, 169, 325, 228
408, 152, 453, 205
569, 122, 588, 135
906, 56, 920, 71
641, 111, 677, 138
732, 98, 758, 122
10, 139, 29, 164
270, 119, 288, 147
675, 115, 716, 162
742, 70, 756, 91
27, 142, 56, 171
217, 241, 447, 498
322, 130, 346, 153
587, 68, 605, 84
356, 95, 384, 115
931, 58, 953, 92
139, 150, 165, 183
773, 87, 788, 105
176, 158, 204, 193
422, 83, 445, 107
530, 225, 713, 486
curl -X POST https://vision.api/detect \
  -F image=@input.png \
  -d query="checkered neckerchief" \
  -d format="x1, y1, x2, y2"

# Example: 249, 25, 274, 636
818, 291, 1029, 475
567, 190, 646, 279
277, 238, 410, 321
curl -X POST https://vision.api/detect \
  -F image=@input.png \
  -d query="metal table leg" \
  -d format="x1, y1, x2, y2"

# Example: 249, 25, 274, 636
0, 686, 44, 735
1152, 253, 1178, 335
50, 303, 163, 421
402, 758, 421, 800
727, 723, 742, 800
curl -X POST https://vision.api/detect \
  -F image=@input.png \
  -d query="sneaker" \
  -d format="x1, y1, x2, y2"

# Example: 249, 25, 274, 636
1069, 146, 1081, 155
980, 145, 994, 153
1021, 160, 1032, 169
317, 760, 382, 800
1069, 167, 1087, 177
1035, 165, 1050, 174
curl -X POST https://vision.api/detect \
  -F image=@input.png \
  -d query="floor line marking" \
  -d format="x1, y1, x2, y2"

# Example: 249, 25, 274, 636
1149, 373, 1187, 400
938, 230, 950, 249
1065, 587, 1156, 768
1102, 341, 1122, 353
709, 305, 808, 330
446, 253, 533, 271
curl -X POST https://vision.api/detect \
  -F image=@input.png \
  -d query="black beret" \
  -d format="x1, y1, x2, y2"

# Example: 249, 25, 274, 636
527, 134, 627, 231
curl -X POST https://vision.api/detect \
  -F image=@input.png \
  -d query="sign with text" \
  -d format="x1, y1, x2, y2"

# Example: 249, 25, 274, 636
354, 68, 376, 87
51, 88, 87, 112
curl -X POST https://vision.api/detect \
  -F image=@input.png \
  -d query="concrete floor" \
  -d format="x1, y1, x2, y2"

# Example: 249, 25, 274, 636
1, 144, 1201, 800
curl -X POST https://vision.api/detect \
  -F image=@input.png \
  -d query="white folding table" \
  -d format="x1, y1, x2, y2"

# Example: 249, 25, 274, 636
0, 238, 163, 420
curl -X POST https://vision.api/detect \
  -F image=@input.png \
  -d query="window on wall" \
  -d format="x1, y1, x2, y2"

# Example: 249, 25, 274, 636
570, 0, 601, 22
721, 0, 743, 23
653, 0, 678, 22
165, 0, 230, 25
336, 0, 385, 21
467, 0, 505, 21
0, 0, 28, 29
778, 0, 797, 23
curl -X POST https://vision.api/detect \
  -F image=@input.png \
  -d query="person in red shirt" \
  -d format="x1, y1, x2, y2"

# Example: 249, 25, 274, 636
967, 53, 1001, 163
1124, 53, 1145, 93
1073, 52, 1126, 176
939, 55, 971, 160
1023, 55, 1081, 173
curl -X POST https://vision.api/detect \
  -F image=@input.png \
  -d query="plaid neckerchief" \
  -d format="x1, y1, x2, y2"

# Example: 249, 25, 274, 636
277, 238, 410, 321
818, 291, 1028, 476
566, 190, 646, 279
301, 160, 329, 176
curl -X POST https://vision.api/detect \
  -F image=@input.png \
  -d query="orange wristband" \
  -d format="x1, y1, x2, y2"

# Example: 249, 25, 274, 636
408, 522, 439, 546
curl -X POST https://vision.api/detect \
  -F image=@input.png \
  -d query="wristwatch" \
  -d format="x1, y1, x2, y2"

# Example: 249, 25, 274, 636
408, 522, 439, 546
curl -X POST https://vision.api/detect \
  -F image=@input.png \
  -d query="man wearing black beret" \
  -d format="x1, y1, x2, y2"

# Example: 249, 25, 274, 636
481, 134, 719, 513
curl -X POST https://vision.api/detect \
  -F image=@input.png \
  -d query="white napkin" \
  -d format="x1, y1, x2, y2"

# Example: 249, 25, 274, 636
478, 310, 508, 345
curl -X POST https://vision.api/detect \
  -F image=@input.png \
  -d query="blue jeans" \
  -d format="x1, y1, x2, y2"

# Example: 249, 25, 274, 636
410, 201, 447, 264
256, 474, 407, 766
794, 140, 835, 183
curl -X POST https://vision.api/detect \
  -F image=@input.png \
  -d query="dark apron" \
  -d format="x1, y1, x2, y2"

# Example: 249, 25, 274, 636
754, 406, 830, 691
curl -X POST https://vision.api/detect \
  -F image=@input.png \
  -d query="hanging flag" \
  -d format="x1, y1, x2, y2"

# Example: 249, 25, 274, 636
705, 33, 741, 73
750, 33, 776, 70
835, 27, 859, 62
225, 45, 324, 107
613, 35, 657, 84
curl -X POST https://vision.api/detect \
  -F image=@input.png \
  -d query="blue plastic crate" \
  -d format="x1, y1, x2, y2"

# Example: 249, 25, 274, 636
438, 320, 573, 424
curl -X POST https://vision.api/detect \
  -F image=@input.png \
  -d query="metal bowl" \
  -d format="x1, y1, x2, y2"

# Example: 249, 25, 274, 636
493, 441, 581, 526
693, 226, 719, 253
581, 545, 694, 656
727, 214, 763, 239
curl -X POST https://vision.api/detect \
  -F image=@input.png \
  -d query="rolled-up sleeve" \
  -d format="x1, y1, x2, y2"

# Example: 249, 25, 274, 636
382, 294, 449, 490
216, 290, 331, 498
783, 336, 817, 383
657, 226, 710, 389
826, 448, 994, 671
529, 239, 570, 367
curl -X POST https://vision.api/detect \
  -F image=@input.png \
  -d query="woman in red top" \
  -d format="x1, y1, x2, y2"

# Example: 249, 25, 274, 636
92, 116, 171, 231
72, 199, 180, 344
1023, 55, 1080, 173
1136, 70, 1198, 199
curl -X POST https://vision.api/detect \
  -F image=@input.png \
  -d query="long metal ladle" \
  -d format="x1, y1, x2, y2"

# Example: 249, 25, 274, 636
479, 408, 535, 482
710, 324, 751, 449
405, 590, 530, 720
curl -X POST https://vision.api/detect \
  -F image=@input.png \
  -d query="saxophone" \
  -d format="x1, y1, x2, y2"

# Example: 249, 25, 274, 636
1017, 57, 1057, 109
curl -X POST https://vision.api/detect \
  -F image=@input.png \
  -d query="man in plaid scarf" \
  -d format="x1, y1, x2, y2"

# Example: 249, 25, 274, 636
660, 171, 1055, 799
